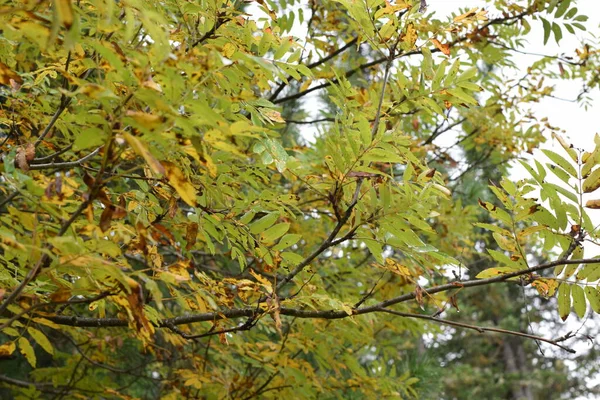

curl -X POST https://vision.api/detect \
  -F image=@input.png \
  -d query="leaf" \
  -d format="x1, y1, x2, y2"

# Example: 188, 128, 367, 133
541, 18, 551, 45
551, 22, 563, 43
532, 278, 559, 298
0, 62, 23, 86
431, 39, 451, 56
54, 0, 74, 29
476, 267, 519, 279
163, 161, 197, 206
571, 285, 586, 318
583, 168, 600, 193
123, 133, 165, 175
558, 283, 571, 321
27, 327, 54, 355
541, 149, 577, 177
273, 234, 302, 251
585, 199, 600, 209
260, 223, 290, 243
0, 342, 15, 357
186, 223, 198, 250
249, 213, 279, 234
585, 287, 600, 313
126, 111, 165, 130
18, 337, 36, 367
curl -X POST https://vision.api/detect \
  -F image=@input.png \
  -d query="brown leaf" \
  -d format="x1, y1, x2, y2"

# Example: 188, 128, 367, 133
168, 196, 178, 218
82, 172, 95, 188
414, 285, 424, 307
0, 62, 22, 86
100, 205, 114, 232
585, 200, 600, 209
112, 195, 127, 219
49, 288, 71, 302
186, 222, 198, 251
15, 145, 33, 171
449, 294, 459, 311
431, 39, 451, 56
124, 278, 154, 335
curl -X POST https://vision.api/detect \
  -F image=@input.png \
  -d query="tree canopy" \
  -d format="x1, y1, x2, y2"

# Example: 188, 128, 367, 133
0, 0, 599, 398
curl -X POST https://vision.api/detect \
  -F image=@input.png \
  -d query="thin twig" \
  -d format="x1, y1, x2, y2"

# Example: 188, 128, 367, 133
28, 147, 101, 170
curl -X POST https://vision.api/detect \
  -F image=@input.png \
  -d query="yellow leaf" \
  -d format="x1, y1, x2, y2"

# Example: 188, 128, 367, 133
249, 268, 273, 293
260, 109, 286, 124
0, 342, 15, 357
126, 110, 165, 130
54, 0, 74, 29
18, 337, 36, 367
222, 43, 236, 58
453, 8, 478, 23
163, 161, 197, 206
27, 327, 54, 355
123, 133, 165, 175
403, 22, 417, 49
583, 168, 600, 193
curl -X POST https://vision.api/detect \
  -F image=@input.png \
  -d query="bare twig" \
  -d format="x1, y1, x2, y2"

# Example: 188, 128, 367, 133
378, 308, 576, 353
28, 147, 101, 170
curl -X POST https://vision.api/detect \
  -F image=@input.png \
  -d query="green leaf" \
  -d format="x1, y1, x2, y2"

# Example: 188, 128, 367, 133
558, 283, 571, 321
273, 234, 302, 251
571, 284, 586, 318
446, 88, 478, 105
541, 18, 551, 45
552, 22, 563, 43
565, 7, 578, 19
249, 213, 280, 234
260, 222, 290, 243
432, 59, 448, 90
585, 287, 600, 313
541, 149, 577, 177
554, 0, 571, 18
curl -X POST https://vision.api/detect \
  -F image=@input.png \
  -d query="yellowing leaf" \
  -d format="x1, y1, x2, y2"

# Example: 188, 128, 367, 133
126, 111, 165, 130
249, 268, 273, 293
402, 22, 417, 49
123, 133, 165, 175
54, 0, 74, 29
583, 168, 600, 193
27, 327, 54, 355
0, 342, 15, 357
571, 285, 587, 318
260, 109, 286, 124
163, 161, 197, 206
222, 43, 236, 58
18, 337, 36, 367
558, 283, 571, 321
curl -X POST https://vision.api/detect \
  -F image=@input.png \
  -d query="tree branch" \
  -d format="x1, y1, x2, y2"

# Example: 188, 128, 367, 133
377, 308, 576, 353
28, 147, 102, 170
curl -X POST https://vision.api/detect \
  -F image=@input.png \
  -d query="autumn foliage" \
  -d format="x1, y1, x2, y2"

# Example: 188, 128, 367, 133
0, 0, 599, 398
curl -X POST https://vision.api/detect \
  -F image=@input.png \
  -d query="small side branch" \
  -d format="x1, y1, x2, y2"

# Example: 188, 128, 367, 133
377, 308, 576, 353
